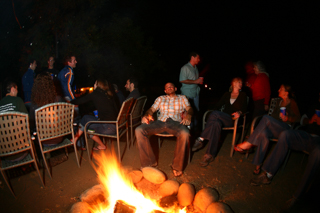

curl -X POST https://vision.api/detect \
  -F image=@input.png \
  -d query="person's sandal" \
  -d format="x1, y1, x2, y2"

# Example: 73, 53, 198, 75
170, 165, 183, 177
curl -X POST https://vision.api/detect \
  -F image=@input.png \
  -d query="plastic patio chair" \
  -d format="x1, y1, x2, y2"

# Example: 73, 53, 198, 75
0, 112, 44, 197
35, 103, 80, 178
129, 96, 147, 147
84, 97, 134, 162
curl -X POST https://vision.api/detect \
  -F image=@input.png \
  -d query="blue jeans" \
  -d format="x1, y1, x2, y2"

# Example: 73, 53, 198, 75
135, 118, 190, 171
262, 130, 320, 198
80, 115, 116, 135
200, 111, 234, 156
248, 115, 290, 165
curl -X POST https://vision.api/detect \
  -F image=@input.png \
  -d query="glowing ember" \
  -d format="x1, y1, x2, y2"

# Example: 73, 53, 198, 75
90, 150, 185, 213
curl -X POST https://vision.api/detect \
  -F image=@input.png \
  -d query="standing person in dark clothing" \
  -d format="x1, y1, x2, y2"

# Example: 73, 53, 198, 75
45, 56, 59, 80
58, 55, 77, 102
113, 84, 125, 105
22, 59, 37, 103
71, 79, 119, 150
125, 77, 140, 100
192, 77, 247, 167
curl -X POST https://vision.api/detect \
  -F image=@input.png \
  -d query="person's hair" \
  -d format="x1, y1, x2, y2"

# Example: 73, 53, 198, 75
229, 77, 242, 92
64, 55, 75, 64
282, 84, 295, 99
189, 52, 199, 59
113, 84, 119, 92
29, 58, 36, 65
48, 56, 55, 61
31, 73, 57, 107
253, 61, 266, 73
128, 77, 138, 88
5, 81, 17, 93
96, 79, 113, 97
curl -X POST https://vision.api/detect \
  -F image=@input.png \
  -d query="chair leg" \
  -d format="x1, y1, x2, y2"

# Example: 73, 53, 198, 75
117, 136, 121, 162
240, 117, 246, 142
73, 143, 80, 168
42, 152, 52, 179
131, 125, 133, 148
33, 161, 45, 187
158, 137, 161, 149
282, 149, 291, 171
230, 128, 237, 157
1, 170, 16, 198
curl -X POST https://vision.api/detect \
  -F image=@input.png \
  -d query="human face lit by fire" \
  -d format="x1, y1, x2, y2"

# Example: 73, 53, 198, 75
232, 79, 242, 91
68, 56, 77, 68
164, 83, 176, 95
30, 60, 37, 70
191, 55, 200, 65
48, 57, 55, 68
125, 80, 133, 92
278, 85, 288, 99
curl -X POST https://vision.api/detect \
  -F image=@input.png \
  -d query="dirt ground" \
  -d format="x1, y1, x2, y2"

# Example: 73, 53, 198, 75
0, 131, 319, 213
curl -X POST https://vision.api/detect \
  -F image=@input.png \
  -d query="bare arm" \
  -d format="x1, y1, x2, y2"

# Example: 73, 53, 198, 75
180, 106, 193, 125
141, 108, 156, 124
180, 79, 203, 84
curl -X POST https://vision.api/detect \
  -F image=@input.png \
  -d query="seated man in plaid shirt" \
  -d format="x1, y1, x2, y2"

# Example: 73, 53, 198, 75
135, 82, 193, 177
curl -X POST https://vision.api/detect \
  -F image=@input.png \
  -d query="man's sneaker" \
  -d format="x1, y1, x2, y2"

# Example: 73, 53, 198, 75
199, 154, 214, 167
250, 172, 272, 186
192, 137, 204, 151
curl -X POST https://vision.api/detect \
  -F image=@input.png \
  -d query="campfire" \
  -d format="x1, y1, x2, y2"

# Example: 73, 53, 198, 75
70, 150, 233, 213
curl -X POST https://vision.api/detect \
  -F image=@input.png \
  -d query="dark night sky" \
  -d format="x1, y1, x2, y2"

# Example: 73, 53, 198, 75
1, 1, 319, 110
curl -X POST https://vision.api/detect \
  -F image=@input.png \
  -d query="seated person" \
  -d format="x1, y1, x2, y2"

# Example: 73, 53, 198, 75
235, 84, 301, 174
250, 128, 320, 211
192, 77, 247, 167
135, 82, 192, 177
30, 73, 64, 146
71, 79, 119, 150
0, 80, 28, 162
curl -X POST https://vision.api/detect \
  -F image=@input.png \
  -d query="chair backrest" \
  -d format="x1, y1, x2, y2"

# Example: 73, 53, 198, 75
35, 102, 74, 141
0, 112, 32, 157
117, 98, 134, 127
130, 96, 147, 120
268, 98, 281, 116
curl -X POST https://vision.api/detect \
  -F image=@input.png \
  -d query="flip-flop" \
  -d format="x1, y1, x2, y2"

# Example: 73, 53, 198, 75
170, 165, 183, 177
93, 146, 106, 151
234, 145, 247, 154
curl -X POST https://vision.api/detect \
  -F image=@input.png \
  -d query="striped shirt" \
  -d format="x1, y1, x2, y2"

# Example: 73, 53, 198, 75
151, 95, 190, 122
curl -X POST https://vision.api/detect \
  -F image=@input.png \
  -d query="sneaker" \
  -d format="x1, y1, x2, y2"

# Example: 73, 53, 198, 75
192, 137, 204, 151
199, 154, 214, 167
250, 172, 272, 186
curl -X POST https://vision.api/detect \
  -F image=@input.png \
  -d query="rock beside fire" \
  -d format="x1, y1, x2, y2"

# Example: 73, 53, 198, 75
129, 170, 143, 183
206, 202, 233, 213
70, 201, 90, 213
80, 184, 107, 205
141, 167, 166, 184
193, 187, 219, 213
159, 180, 179, 197
177, 183, 195, 207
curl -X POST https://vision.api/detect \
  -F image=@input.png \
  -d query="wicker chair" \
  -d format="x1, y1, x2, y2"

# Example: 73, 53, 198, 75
0, 112, 44, 197
84, 97, 134, 162
35, 103, 80, 178
129, 96, 147, 147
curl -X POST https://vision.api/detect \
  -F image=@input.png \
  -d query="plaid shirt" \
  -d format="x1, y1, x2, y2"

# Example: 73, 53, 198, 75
151, 95, 190, 122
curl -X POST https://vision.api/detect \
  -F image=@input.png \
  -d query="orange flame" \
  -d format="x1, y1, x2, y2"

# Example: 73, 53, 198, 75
90, 150, 185, 213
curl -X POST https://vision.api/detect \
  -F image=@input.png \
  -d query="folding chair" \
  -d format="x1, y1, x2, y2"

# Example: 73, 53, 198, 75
155, 111, 191, 164
0, 112, 44, 197
35, 103, 80, 178
129, 96, 147, 147
84, 98, 134, 162
202, 110, 247, 157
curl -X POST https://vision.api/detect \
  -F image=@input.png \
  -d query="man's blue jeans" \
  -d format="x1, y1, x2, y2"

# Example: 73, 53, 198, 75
135, 118, 189, 171
262, 130, 320, 199
201, 111, 234, 157
248, 115, 290, 165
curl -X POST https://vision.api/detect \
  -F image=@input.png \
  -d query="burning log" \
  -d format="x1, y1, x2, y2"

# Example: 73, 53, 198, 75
114, 200, 136, 213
